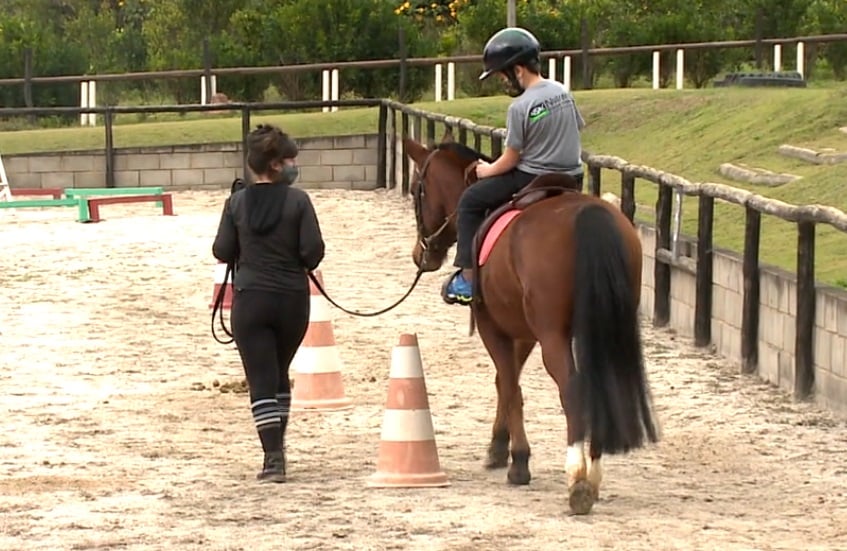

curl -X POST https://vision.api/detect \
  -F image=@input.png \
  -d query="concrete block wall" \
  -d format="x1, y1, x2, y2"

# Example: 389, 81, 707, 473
3, 133, 382, 192
637, 224, 847, 415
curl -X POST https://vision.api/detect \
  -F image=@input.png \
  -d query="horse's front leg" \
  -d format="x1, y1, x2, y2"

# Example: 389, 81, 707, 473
475, 308, 533, 483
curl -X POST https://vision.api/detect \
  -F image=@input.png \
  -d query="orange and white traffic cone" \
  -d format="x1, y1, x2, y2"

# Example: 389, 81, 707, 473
290, 270, 353, 411
367, 333, 449, 488
208, 261, 233, 309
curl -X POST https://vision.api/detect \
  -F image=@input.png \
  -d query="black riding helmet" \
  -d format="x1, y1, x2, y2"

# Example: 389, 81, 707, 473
479, 27, 541, 96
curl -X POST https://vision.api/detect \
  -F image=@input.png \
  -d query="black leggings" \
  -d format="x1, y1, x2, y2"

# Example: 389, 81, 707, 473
231, 288, 310, 405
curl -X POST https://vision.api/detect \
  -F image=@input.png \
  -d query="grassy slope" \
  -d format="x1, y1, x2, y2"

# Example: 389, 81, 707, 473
1, 86, 845, 284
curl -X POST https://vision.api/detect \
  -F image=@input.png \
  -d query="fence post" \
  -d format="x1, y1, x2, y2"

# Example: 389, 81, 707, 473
654, 184, 673, 327
23, 48, 34, 124
377, 102, 388, 189
741, 207, 761, 374
588, 163, 601, 196
104, 108, 115, 188
241, 106, 251, 182
398, 26, 408, 103
202, 38, 213, 105
389, 105, 397, 190
694, 195, 714, 347
580, 18, 591, 89
795, 221, 816, 399
401, 110, 410, 195
620, 171, 635, 222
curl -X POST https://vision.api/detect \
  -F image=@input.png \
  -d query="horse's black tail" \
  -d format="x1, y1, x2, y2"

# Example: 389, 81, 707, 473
572, 205, 659, 455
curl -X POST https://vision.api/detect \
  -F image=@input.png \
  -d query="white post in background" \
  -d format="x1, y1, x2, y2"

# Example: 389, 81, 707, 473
211, 75, 217, 97
773, 44, 782, 72
330, 68, 339, 112
675, 49, 684, 90
796, 41, 805, 78
322, 69, 330, 113
652, 51, 661, 89
87, 80, 97, 126
447, 62, 455, 101
548, 57, 556, 82
435, 63, 443, 102
201, 77, 207, 105
563, 56, 572, 91
80, 81, 89, 127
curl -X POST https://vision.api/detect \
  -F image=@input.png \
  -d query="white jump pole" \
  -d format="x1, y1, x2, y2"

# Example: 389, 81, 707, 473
322, 69, 330, 113
80, 81, 89, 127
87, 80, 97, 126
563, 56, 572, 91
548, 57, 556, 82
447, 62, 455, 101
796, 41, 805, 78
435, 63, 442, 102
330, 69, 339, 112
675, 49, 684, 90
652, 51, 661, 89
774, 44, 782, 72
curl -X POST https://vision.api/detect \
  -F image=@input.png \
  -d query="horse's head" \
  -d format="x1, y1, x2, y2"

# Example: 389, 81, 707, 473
403, 132, 493, 272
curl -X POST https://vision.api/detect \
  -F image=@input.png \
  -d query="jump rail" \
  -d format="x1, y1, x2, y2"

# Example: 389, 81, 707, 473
84, 193, 174, 223
381, 100, 847, 402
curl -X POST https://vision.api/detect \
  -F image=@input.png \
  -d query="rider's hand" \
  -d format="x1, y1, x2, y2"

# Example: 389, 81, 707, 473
475, 161, 491, 179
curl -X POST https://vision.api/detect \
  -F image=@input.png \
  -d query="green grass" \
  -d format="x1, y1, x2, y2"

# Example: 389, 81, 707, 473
2, 86, 846, 286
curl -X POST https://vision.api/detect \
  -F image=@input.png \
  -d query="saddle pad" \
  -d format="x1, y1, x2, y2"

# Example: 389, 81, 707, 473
478, 209, 521, 266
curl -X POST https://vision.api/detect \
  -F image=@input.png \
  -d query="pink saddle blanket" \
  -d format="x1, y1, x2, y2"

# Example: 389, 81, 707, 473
478, 209, 521, 266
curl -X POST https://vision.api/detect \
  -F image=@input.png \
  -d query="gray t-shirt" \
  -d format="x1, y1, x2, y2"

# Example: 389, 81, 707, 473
505, 79, 585, 176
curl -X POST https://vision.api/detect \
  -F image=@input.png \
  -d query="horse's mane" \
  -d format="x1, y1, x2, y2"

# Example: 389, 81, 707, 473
435, 141, 495, 164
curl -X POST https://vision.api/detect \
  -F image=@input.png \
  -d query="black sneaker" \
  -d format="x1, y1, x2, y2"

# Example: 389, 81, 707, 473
256, 451, 286, 483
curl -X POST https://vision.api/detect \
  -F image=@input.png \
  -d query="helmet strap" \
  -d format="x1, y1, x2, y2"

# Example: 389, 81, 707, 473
503, 67, 524, 97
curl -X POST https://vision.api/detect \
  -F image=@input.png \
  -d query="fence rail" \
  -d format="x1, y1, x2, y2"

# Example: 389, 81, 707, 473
2, 98, 846, 403
2, 33, 846, 87
380, 100, 847, 402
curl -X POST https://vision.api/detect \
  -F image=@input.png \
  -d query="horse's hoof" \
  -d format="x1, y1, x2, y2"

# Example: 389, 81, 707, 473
507, 466, 531, 485
568, 480, 596, 515
484, 456, 509, 470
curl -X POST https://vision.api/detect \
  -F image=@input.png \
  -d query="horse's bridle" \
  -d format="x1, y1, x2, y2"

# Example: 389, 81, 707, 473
412, 148, 475, 255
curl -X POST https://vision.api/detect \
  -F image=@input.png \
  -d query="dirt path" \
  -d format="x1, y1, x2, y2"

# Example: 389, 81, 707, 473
1, 189, 845, 551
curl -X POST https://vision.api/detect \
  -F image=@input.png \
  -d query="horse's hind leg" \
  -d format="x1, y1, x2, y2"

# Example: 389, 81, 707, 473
537, 333, 596, 514
475, 309, 533, 484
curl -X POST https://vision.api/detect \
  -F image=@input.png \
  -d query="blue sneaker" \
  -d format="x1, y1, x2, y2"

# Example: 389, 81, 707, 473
442, 270, 473, 305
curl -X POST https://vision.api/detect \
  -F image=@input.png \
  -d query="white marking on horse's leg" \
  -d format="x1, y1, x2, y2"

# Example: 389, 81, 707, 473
565, 441, 586, 488
587, 455, 603, 497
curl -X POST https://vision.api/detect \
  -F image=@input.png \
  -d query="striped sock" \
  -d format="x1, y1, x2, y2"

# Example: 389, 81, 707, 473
251, 398, 281, 453
276, 392, 291, 441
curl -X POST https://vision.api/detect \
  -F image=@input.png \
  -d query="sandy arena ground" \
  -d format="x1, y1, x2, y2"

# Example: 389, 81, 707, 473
1, 188, 846, 551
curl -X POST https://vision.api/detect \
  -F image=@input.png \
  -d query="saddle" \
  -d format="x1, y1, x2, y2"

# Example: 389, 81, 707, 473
468, 173, 582, 304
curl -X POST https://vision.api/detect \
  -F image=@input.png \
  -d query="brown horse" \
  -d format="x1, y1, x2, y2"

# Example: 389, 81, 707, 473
403, 134, 659, 515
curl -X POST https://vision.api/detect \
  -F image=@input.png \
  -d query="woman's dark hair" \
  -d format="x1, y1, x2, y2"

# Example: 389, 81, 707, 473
245, 124, 298, 176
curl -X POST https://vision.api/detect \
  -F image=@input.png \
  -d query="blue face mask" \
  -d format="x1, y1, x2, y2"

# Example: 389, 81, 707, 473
279, 165, 299, 185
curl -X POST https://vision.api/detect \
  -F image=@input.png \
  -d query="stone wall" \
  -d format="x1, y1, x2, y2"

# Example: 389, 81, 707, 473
4, 133, 381, 191
638, 225, 847, 415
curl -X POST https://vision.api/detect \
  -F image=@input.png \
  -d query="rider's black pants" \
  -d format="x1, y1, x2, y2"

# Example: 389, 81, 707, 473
452, 169, 537, 269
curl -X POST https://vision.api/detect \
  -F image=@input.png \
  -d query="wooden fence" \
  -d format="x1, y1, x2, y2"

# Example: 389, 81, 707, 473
379, 100, 847, 402
2, 98, 845, 406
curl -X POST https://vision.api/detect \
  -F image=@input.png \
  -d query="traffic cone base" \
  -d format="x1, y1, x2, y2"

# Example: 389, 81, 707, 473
367, 333, 449, 488
290, 270, 352, 412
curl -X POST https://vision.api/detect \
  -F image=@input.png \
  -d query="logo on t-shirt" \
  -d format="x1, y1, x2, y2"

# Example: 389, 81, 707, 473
528, 104, 549, 123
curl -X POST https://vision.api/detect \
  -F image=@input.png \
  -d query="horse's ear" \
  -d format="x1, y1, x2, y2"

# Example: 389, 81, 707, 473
441, 128, 455, 143
403, 137, 429, 166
